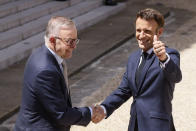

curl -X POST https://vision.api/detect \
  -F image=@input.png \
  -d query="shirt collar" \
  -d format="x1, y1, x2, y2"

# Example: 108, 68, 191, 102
45, 44, 64, 65
146, 48, 153, 55
142, 48, 153, 55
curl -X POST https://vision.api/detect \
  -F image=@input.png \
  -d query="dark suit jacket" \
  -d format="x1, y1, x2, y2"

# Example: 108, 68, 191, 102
101, 47, 182, 131
14, 45, 91, 131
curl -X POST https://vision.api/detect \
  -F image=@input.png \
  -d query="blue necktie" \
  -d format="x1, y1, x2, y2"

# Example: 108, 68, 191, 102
135, 52, 148, 87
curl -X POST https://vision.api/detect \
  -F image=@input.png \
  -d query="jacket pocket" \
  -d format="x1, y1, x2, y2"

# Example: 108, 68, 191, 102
150, 111, 170, 121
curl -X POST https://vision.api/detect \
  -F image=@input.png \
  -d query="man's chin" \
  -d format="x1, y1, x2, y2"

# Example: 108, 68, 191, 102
139, 44, 145, 49
63, 54, 72, 59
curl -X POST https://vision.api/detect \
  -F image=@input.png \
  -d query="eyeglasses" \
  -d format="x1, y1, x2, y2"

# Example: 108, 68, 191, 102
55, 37, 80, 47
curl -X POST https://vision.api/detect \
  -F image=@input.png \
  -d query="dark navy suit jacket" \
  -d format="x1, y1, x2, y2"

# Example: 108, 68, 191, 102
14, 45, 91, 131
101, 48, 182, 131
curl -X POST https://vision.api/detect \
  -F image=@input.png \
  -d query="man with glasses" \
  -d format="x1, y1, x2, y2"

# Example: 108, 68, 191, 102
14, 16, 101, 131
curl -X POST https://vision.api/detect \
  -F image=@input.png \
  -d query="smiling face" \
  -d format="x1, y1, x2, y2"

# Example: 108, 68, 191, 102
136, 17, 162, 52
55, 26, 77, 59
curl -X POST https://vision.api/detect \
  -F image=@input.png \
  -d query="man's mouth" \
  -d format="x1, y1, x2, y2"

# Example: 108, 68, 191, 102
138, 40, 150, 45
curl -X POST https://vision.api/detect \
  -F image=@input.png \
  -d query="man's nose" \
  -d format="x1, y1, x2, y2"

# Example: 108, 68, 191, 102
70, 44, 77, 49
139, 31, 146, 39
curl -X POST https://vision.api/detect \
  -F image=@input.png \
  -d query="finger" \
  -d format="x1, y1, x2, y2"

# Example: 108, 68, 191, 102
92, 107, 100, 119
92, 118, 99, 123
92, 115, 100, 122
153, 45, 160, 54
94, 105, 103, 113
157, 49, 166, 55
92, 109, 103, 118
153, 35, 158, 42
94, 117, 104, 123
153, 42, 159, 49
156, 46, 164, 52
92, 116, 103, 124
92, 110, 105, 118
153, 41, 165, 50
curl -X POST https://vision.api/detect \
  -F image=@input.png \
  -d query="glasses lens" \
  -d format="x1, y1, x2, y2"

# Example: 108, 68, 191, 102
67, 39, 79, 46
75, 39, 79, 45
68, 39, 74, 46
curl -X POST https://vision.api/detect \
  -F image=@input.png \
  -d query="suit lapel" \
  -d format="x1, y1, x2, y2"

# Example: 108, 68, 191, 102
59, 66, 72, 106
61, 63, 72, 107
44, 45, 65, 80
132, 51, 141, 93
44, 45, 72, 106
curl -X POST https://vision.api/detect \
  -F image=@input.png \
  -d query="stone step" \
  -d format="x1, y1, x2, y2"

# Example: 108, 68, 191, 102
0, 0, 103, 50
0, 3, 126, 70
70, 0, 84, 6
0, 0, 50, 18
0, 0, 13, 6
0, 1, 70, 32
74, 3, 125, 31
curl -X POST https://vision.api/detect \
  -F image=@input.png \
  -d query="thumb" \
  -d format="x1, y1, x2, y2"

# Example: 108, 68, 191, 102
153, 35, 158, 42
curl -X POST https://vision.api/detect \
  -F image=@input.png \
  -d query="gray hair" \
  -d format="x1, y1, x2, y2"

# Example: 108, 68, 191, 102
45, 16, 75, 39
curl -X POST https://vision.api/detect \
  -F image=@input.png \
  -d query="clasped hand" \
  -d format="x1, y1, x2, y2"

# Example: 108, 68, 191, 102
91, 105, 106, 124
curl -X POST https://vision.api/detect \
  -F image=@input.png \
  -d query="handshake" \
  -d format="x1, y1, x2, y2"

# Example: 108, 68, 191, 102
91, 105, 106, 124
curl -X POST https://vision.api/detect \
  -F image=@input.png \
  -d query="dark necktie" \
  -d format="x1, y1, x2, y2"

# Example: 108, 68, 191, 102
135, 52, 148, 87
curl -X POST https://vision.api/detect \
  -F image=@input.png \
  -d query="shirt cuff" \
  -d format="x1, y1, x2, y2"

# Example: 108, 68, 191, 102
160, 53, 170, 68
89, 105, 107, 118
88, 107, 93, 118
100, 105, 107, 118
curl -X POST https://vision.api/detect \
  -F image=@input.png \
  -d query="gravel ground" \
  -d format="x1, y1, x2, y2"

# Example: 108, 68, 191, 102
71, 0, 196, 131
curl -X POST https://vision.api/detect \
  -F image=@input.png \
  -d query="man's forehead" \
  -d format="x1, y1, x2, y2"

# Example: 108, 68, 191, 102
136, 17, 157, 23
60, 25, 76, 31
59, 27, 77, 38
136, 18, 158, 27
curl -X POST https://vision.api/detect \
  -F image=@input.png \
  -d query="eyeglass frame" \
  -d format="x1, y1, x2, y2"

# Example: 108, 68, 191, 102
54, 36, 80, 47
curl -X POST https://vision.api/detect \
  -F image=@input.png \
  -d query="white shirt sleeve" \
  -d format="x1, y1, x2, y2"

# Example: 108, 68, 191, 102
100, 105, 107, 118
88, 107, 93, 118
160, 53, 170, 68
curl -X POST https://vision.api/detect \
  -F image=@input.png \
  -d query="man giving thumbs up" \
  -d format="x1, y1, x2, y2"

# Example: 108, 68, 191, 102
96, 8, 182, 131
153, 35, 168, 62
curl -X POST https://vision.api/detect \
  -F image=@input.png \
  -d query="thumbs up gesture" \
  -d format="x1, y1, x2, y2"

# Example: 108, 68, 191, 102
153, 35, 167, 62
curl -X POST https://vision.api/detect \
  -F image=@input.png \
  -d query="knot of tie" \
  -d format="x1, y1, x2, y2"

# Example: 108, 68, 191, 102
142, 52, 148, 61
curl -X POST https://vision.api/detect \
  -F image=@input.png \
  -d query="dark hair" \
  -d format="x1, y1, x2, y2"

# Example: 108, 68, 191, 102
136, 8, 164, 28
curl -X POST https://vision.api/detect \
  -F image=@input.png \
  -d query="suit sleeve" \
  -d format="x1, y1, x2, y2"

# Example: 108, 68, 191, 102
162, 49, 182, 83
101, 65, 132, 118
34, 69, 91, 127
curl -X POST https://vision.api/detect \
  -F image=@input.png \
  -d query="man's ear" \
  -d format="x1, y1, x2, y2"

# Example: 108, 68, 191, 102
157, 27, 164, 36
49, 37, 56, 51
49, 37, 56, 44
